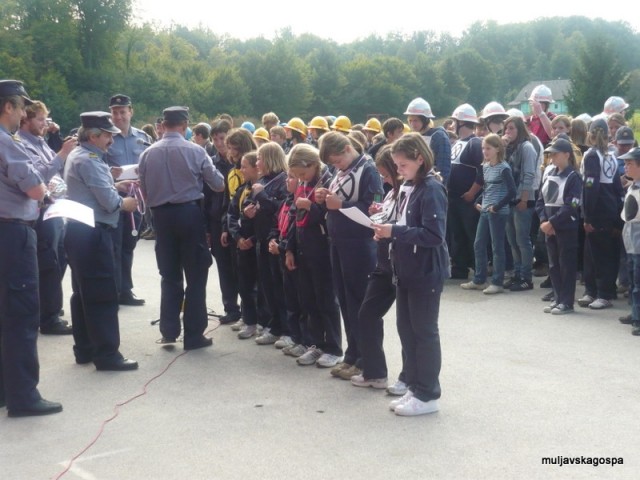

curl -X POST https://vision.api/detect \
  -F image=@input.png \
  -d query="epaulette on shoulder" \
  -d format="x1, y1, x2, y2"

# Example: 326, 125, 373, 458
89, 152, 98, 158
12, 134, 22, 143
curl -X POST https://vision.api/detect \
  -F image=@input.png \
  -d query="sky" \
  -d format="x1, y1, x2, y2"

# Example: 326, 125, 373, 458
133, 0, 638, 44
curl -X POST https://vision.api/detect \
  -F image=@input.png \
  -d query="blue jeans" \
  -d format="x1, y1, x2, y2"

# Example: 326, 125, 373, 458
631, 254, 640, 323
506, 205, 534, 282
473, 211, 508, 286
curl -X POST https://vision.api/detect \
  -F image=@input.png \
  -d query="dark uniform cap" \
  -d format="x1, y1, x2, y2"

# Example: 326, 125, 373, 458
616, 126, 635, 145
589, 117, 609, 135
0, 79, 34, 105
163, 106, 189, 123
109, 94, 132, 108
544, 138, 572, 154
619, 147, 640, 161
80, 111, 121, 134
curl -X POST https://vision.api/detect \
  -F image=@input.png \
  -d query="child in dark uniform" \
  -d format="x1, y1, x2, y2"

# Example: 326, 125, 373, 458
372, 133, 449, 416
536, 138, 582, 314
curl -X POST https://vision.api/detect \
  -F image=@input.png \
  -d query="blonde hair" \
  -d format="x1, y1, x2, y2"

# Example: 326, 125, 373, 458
288, 143, 322, 178
482, 133, 505, 163
25, 100, 49, 119
348, 131, 367, 152
242, 151, 258, 168
551, 115, 571, 130
261, 112, 280, 130
257, 142, 287, 176
319, 131, 363, 164
391, 132, 435, 182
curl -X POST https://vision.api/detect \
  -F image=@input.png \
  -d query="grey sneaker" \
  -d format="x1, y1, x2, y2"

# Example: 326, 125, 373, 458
460, 281, 488, 290
386, 379, 408, 396
577, 294, 594, 308
351, 374, 388, 389
588, 298, 612, 310
551, 304, 574, 315
231, 319, 245, 331
296, 346, 323, 365
238, 324, 257, 339
255, 331, 278, 345
543, 302, 558, 313
316, 353, 343, 368
483, 284, 504, 294
284, 344, 307, 357
274, 336, 295, 349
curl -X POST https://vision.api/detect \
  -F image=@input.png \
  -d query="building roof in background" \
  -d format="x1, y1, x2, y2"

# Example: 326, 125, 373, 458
508, 79, 571, 106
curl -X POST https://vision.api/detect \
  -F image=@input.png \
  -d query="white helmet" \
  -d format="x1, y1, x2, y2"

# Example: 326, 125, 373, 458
603, 96, 629, 115
480, 101, 508, 121
575, 113, 592, 124
529, 84, 554, 103
506, 108, 525, 119
404, 97, 435, 119
451, 104, 479, 124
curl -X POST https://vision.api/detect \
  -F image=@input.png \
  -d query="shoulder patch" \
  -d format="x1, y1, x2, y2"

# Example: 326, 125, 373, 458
89, 152, 98, 158
12, 135, 22, 143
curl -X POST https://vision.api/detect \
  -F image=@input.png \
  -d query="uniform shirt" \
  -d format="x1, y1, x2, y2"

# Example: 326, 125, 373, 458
105, 126, 150, 167
622, 182, 640, 254
423, 127, 451, 184
18, 130, 65, 184
582, 147, 624, 229
138, 131, 224, 208
64, 142, 123, 228
0, 125, 43, 220
447, 134, 483, 196
536, 165, 581, 232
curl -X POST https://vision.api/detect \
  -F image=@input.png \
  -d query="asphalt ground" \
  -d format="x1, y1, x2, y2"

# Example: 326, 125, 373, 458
2, 239, 639, 479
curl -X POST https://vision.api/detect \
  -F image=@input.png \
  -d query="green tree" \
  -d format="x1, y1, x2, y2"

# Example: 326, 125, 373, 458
566, 36, 630, 115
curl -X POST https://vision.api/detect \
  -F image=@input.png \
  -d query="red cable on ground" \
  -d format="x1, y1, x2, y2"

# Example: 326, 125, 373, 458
52, 322, 220, 480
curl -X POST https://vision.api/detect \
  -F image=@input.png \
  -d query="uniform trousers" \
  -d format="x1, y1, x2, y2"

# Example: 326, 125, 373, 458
447, 195, 479, 278
152, 203, 211, 345
395, 286, 442, 402
209, 221, 240, 316
36, 211, 66, 327
583, 227, 620, 301
65, 222, 122, 365
546, 228, 578, 308
0, 222, 42, 409
256, 240, 288, 337
358, 267, 396, 379
330, 238, 377, 365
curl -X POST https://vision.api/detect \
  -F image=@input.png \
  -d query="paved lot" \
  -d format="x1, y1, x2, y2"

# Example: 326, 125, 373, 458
2, 239, 639, 479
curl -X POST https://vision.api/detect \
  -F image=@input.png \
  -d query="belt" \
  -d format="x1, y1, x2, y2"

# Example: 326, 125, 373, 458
95, 222, 115, 230
153, 200, 200, 209
0, 217, 36, 228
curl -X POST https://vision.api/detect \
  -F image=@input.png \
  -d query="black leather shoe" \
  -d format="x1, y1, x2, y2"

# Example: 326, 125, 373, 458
540, 277, 552, 289
219, 313, 241, 325
119, 292, 145, 306
541, 291, 555, 302
184, 336, 213, 351
619, 314, 633, 325
95, 358, 139, 371
8, 398, 63, 417
41, 321, 73, 335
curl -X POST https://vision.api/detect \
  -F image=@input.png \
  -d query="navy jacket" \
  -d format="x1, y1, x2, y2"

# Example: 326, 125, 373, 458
391, 175, 450, 292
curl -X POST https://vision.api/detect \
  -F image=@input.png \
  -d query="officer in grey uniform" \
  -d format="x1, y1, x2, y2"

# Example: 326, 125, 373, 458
105, 94, 151, 306
0, 79, 62, 417
18, 100, 76, 335
64, 111, 139, 371
138, 106, 225, 350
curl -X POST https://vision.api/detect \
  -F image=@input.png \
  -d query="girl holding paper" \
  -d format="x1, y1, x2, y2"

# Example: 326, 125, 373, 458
314, 132, 383, 377
372, 132, 449, 416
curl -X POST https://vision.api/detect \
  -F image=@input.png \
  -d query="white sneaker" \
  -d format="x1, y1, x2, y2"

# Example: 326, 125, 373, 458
577, 294, 594, 308
389, 391, 414, 411
231, 319, 245, 331
284, 344, 307, 357
255, 331, 278, 345
257, 325, 266, 335
543, 302, 558, 313
274, 336, 295, 349
296, 346, 323, 365
238, 324, 257, 339
351, 374, 388, 389
483, 284, 504, 294
394, 396, 440, 416
386, 379, 408, 396
316, 353, 343, 368
588, 298, 613, 310
460, 281, 488, 290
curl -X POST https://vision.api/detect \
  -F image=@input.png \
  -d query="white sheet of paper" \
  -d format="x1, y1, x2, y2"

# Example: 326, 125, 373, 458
339, 207, 374, 229
43, 199, 95, 227
117, 164, 139, 180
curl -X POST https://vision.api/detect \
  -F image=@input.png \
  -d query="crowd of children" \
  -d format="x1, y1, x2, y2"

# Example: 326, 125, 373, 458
197, 90, 637, 417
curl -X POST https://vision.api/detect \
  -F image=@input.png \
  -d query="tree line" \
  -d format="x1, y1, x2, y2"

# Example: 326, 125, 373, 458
1, 0, 638, 131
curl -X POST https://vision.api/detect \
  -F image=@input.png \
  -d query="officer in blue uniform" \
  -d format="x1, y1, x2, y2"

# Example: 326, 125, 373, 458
139, 107, 225, 350
0, 80, 63, 417
105, 94, 151, 306
18, 100, 76, 335
64, 111, 139, 371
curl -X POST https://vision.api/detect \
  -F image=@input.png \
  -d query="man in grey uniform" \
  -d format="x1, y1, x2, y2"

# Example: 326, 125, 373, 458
106, 94, 151, 306
0, 79, 62, 417
18, 100, 76, 335
64, 111, 139, 371
138, 107, 225, 350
